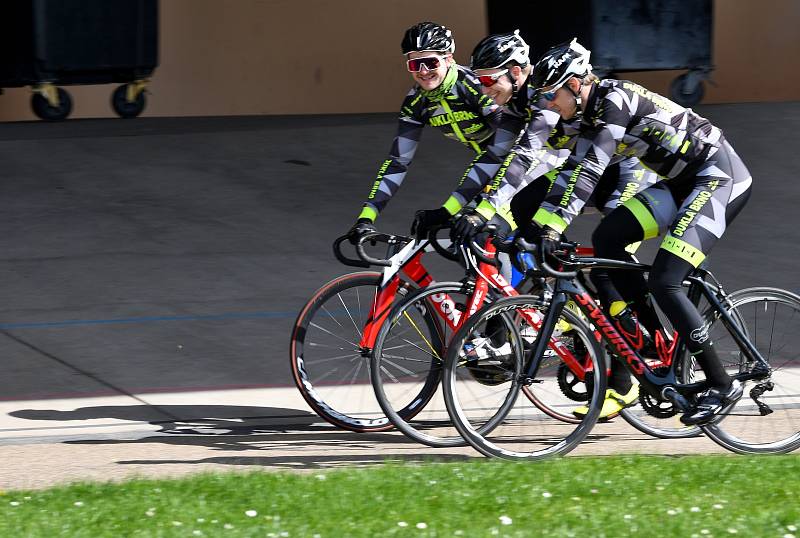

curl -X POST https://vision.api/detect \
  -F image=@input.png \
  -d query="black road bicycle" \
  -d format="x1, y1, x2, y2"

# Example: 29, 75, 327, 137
442, 241, 800, 459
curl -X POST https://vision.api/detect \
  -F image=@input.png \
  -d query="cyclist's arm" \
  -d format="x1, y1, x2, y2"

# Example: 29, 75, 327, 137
475, 107, 568, 220
440, 109, 525, 217
533, 93, 631, 233
356, 94, 424, 222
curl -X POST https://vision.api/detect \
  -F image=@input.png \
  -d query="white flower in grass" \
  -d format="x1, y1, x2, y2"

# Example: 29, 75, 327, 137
172, 521, 183, 526
784, 534, 796, 538
224, 524, 234, 530
571, 497, 581, 501
197, 518, 205, 523
499, 515, 512, 525
727, 529, 738, 534
245, 510, 258, 517
790, 527, 799, 532
713, 504, 724, 510
590, 489, 598, 494
416, 522, 428, 529
9, 501, 19, 506
145, 509, 156, 517
700, 530, 710, 535
667, 509, 678, 516
193, 531, 203, 536
397, 522, 408, 527
74, 501, 84, 507
429, 480, 437, 485
691, 506, 701, 512
542, 491, 552, 498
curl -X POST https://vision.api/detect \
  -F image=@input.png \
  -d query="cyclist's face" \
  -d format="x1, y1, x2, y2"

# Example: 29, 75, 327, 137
475, 67, 514, 105
407, 51, 451, 91
543, 78, 580, 120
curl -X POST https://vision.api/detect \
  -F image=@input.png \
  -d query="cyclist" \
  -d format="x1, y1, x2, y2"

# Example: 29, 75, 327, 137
465, 36, 660, 247
460, 36, 664, 419
525, 40, 752, 425
346, 22, 523, 244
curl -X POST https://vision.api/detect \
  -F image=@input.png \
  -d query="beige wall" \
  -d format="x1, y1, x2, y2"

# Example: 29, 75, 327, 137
0, 0, 798, 122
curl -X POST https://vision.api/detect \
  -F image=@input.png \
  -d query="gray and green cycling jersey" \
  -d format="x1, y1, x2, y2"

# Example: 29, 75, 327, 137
357, 65, 502, 222
476, 89, 660, 220
532, 78, 752, 266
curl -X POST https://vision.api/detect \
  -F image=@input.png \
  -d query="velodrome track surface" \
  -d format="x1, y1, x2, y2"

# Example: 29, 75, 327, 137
0, 103, 798, 488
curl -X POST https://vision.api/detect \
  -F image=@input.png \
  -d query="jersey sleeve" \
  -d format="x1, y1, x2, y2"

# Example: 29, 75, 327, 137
357, 92, 424, 222
533, 90, 631, 232
441, 108, 524, 216
477, 108, 569, 218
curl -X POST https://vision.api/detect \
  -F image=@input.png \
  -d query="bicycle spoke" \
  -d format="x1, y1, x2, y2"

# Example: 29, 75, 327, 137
309, 321, 360, 348
338, 292, 365, 338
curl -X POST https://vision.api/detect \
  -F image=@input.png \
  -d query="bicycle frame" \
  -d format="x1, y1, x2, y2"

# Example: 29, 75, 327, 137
359, 238, 591, 380
357, 239, 442, 351
523, 261, 773, 405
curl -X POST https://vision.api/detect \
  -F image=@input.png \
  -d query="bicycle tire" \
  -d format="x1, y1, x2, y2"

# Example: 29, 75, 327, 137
698, 287, 800, 454
371, 281, 518, 447
443, 295, 606, 460
290, 272, 439, 432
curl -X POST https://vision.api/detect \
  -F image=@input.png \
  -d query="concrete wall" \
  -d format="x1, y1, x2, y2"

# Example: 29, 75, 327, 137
0, 0, 798, 122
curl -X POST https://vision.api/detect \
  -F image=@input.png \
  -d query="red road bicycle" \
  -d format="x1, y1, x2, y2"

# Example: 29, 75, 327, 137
291, 229, 587, 435
290, 230, 466, 432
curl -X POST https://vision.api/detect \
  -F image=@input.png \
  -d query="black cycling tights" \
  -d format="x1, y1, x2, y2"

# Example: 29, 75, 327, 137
591, 208, 732, 389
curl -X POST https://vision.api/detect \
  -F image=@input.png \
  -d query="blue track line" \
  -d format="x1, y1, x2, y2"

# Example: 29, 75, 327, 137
0, 310, 298, 330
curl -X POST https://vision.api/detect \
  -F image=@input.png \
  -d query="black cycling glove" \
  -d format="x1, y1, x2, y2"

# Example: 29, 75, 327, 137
538, 226, 562, 264
451, 209, 487, 245
348, 218, 377, 245
410, 207, 451, 240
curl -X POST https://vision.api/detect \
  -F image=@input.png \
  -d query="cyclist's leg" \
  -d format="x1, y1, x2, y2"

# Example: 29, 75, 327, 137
594, 161, 671, 337
648, 139, 752, 423
587, 181, 677, 400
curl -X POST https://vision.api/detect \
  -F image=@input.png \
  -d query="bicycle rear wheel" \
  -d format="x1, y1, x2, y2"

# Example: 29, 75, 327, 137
443, 296, 606, 460
290, 272, 438, 432
698, 287, 800, 454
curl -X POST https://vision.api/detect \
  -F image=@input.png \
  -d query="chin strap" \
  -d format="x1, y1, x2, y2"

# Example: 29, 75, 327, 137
568, 80, 583, 119
506, 72, 518, 94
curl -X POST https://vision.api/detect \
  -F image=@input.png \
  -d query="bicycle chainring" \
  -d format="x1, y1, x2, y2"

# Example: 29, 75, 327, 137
557, 362, 590, 402
640, 366, 680, 418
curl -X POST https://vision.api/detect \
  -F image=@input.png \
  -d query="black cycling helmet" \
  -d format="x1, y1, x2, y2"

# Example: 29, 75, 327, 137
470, 30, 530, 70
401, 22, 455, 54
531, 38, 592, 90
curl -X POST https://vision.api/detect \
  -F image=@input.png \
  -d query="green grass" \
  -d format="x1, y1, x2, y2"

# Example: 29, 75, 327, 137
1, 455, 799, 537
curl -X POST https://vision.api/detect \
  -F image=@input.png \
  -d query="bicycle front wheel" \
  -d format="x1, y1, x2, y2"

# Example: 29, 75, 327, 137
699, 287, 800, 454
291, 272, 429, 432
443, 295, 606, 460
372, 282, 486, 447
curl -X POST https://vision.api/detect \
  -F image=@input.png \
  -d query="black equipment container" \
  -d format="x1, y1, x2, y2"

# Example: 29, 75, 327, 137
487, 0, 713, 106
0, 0, 159, 120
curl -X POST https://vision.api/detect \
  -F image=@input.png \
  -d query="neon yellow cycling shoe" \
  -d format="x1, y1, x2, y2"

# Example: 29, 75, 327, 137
572, 385, 639, 420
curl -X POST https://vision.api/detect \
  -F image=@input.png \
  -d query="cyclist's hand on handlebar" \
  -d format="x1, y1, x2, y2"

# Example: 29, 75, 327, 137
347, 218, 377, 245
410, 207, 450, 241
450, 209, 487, 245
538, 226, 562, 264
